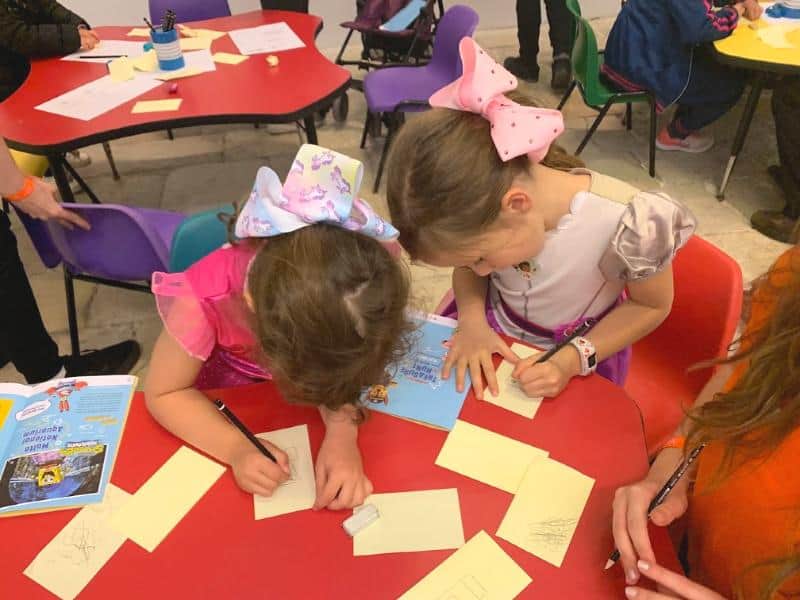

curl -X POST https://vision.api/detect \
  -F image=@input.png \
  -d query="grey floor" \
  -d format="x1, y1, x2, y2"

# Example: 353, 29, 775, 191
1, 20, 790, 385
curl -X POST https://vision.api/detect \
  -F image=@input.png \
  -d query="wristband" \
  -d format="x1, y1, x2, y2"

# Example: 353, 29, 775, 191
5, 176, 35, 202
661, 436, 686, 451
568, 336, 597, 376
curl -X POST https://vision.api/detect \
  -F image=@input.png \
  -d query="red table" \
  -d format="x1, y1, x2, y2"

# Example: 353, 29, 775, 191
0, 10, 350, 202
0, 372, 680, 599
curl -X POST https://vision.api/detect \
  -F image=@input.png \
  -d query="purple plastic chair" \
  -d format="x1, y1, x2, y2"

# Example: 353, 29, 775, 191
148, 0, 231, 23
362, 5, 479, 191
13, 204, 185, 357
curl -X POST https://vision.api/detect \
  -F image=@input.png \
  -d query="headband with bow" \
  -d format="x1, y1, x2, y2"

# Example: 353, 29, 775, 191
429, 38, 565, 163
235, 144, 398, 241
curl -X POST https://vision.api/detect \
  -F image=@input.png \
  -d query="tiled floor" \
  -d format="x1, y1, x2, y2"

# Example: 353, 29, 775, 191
1, 20, 790, 384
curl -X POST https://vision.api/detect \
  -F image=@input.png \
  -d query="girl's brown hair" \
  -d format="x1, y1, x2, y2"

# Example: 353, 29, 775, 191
246, 224, 413, 416
686, 248, 800, 599
386, 95, 583, 262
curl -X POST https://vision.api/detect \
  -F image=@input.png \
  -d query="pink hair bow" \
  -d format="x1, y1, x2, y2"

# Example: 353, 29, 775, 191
429, 38, 565, 163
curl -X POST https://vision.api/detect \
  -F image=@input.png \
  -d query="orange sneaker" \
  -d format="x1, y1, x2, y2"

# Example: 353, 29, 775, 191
656, 127, 714, 153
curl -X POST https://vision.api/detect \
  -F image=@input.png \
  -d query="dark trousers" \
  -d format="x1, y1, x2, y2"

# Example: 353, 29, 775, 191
515, 0, 573, 66
668, 47, 746, 137
772, 77, 800, 219
259, 0, 308, 11
0, 212, 61, 383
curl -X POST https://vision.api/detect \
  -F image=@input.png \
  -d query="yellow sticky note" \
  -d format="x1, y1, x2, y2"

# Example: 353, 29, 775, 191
435, 420, 548, 493
756, 25, 798, 49
179, 25, 227, 40
154, 67, 202, 81
496, 458, 594, 567
132, 49, 158, 72
213, 52, 249, 65
254, 425, 316, 520
107, 446, 224, 551
108, 57, 135, 82
131, 99, 183, 114
486, 343, 543, 419
180, 37, 213, 51
400, 530, 532, 600
24, 484, 131, 600
126, 27, 152, 37
353, 488, 465, 556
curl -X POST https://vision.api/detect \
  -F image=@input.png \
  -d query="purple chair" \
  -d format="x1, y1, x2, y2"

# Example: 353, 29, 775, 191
13, 204, 185, 357
148, 0, 231, 23
362, 4, 479, 191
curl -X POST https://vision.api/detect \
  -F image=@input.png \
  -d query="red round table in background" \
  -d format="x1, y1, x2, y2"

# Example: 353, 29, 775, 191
0, 368, 679, 599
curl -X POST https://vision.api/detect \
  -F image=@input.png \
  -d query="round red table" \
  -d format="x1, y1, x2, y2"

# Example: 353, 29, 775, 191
0, 367, 679, 599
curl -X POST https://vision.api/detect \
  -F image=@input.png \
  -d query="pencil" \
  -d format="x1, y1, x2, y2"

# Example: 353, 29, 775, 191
143, 17, 156, 32
79, 55, 126, 59
604, 443, 706, 570
535, 320, 592, 364
213, 399, 277, 463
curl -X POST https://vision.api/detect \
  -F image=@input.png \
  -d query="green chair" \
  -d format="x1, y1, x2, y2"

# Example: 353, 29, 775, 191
557, 6, 657, 177
169, 204, 235, 272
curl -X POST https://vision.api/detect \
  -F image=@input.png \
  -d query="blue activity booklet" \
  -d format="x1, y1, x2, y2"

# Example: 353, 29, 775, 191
362, 312, 469, 430
0, 375, 135, 517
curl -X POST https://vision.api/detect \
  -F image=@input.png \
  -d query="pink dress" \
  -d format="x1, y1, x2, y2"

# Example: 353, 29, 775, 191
151, 243, 270, 390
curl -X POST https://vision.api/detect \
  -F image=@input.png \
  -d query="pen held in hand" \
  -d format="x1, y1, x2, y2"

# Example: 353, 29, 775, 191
535, 320, 592, 365
213, 398, 278, 463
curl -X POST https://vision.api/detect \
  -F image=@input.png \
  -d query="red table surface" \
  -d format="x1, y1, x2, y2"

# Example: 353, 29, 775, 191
0, 369, 680, 599
0, 11, 351, 154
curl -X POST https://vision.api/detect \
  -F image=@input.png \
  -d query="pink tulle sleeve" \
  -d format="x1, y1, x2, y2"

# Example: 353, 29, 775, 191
151, 271, 217, 360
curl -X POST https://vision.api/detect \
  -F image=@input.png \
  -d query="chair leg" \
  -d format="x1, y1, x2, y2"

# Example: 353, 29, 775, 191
373, 114, 399, 193
625, 103, 632, 131
648, 96, 657, 177
576, 100, 614, 155
557, 80, 577, 110
63, 267, 80, 358
360, 112, 372, 149
2, 200, 8, 214
167, 129, 174, 140
101, 142, 120, 180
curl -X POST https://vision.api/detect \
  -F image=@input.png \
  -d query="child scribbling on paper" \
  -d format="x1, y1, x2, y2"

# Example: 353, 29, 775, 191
145, 145, 411, 510
386, 39, 697, 401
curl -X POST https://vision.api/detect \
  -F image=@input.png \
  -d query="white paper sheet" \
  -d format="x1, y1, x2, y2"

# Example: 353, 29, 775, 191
229, 22, 305, 55
62, 40, 147, 63
35, 75, 162, 121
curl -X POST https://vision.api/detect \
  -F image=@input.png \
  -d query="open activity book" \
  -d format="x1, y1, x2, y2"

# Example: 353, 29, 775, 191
362, 312, 469, 431
0, 375, 135, 517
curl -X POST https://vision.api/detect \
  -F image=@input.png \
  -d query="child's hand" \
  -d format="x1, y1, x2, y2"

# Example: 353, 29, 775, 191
314, 427, 373, 511
229, 440, 290, 497
513, 344, 580, 398
624, 560, 725, 599
79, 29, 100, 50
442, 320, 519, 400
740, 0, 763, 20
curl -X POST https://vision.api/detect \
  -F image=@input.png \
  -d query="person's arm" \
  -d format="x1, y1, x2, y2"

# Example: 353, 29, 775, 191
144, 329, 290, 497
33, 0, 88, 28
0, 1, 91, 57
664, 0, 741, 45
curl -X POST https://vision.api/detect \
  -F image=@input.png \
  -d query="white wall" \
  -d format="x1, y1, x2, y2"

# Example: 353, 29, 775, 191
61, 0, 620, 49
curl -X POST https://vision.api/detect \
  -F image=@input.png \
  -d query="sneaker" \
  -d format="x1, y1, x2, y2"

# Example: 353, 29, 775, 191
751, 209, 797, 243
503, 56, 539, 83
66, 150, 92, 168
551, 56, 571, 91
655, 127, 715, 153
63, 340, 141, 377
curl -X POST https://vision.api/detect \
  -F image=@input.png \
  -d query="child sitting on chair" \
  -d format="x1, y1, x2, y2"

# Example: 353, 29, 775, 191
145, 145, 412, 511
602, 0, 762, 153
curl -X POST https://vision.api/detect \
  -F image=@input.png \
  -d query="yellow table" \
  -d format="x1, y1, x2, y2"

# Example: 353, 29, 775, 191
713, 9, 800, 198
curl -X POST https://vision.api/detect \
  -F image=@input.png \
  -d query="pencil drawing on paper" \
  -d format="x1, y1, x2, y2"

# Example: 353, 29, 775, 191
528, 518, 577, 549
283, 446, 298, 485
63, 521, 97, 565
437, 575, 488, 600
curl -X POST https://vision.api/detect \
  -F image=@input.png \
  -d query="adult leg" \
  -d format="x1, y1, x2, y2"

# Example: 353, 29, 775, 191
543, 0, 573, 89
504, 0, 542, 82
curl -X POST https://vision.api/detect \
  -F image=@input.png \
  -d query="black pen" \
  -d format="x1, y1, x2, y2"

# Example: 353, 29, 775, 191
213, 399, 277, 463
80, 54, 126, 59
143, 17, 156, 32
604, 443, 706, 570
535, 320, 592, 364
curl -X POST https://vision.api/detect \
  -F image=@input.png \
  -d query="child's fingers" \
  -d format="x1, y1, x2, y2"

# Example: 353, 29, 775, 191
314, 470, 342, 510
635, 560, 726, 599
495, 339, 520, 364
441, 349, 457, 380
649, 494, 688, 527
329, 480, 356, 511
623, 586, 677, 599
611, 489, 641, 585
455, 357, 469, 393
481, 355, 499, 397
467, 358, 484, 399
511, 355, 538, 379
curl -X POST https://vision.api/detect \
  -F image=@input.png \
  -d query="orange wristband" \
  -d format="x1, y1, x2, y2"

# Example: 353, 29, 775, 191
661, 436, 686, 451
5, 176, 35, 202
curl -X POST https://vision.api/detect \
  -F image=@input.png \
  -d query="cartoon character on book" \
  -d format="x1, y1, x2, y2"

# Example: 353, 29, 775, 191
46, 380, 88, 413
37, 465, 63, 487
366, 380, 398, 405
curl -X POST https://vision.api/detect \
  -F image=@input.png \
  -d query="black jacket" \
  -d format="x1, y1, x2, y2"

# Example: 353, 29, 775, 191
0, 0, 89, 101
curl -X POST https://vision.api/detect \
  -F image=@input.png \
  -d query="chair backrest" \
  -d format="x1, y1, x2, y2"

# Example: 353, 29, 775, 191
11, 206, 62, 269
570, 14, 605, 105
46, 204, 172, 281
148, 0, 231, 23
428, 5, 480, 78
564, 0, 582, 53
169, 205, 234, 272
259, 0, 308, 12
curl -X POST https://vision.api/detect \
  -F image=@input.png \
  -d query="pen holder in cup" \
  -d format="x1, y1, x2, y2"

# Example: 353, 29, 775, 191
150, 28, 185, 71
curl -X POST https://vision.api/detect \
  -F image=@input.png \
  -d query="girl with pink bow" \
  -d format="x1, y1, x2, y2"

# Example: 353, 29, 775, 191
145, 145, 412, 510
387, 38, 696, 402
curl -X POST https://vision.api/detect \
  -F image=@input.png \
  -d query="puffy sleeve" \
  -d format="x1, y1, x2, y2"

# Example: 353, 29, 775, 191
151, 271, 216, 360
599, 191, 696, 282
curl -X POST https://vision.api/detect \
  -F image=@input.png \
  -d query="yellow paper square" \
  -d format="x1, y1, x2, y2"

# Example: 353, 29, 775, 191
126, 27, 152, 37
132, 50, 157, 72
353, 488, 465, 556
179, 25, 227, 40
131, 99, 183, 114
400, 530, 532, 599
107, 446, 224, 552
253, 425, 316, 520
212, 52, 249, 65
155, 67, 203, 81
435, 420, 548, 493
24, 484, 131, 600
180, 37, 213, 51
485, 343, 543, 419
496, 458, 594, 567
108, 57, 135, 83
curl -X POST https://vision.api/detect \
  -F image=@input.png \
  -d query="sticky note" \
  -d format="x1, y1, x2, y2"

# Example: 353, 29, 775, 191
353, 488, 465, 556
108, 57, 135, 82
180, 37, 213, 51
400, 530, 532, 600
213, 52, 249, 65
253, 424, 316, 520
107, 446, 224, 551
126, 27, 152, 37
486, 343, 544, 419
757, 25, 798, 49
497, 458, 594, 567
266, 54, 279, 67
179, 25, 227, 40
131, 99, 183, 114
132, 50, 158, 72
24, 484, 131, 600
155, 67, 203, 81
435, 420, 548, 493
